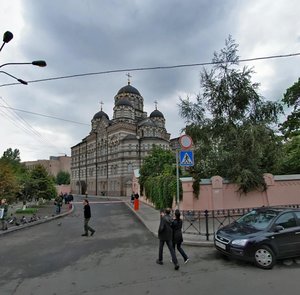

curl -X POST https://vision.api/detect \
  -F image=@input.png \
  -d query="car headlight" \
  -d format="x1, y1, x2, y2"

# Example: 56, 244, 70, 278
231, 239, 248, 247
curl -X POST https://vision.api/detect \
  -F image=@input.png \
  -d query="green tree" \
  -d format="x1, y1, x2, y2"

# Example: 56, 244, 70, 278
280, 78, 300, 138
276, 135, 300, 174
0, 162, 18, 203
179, 36, 282, 194
0, 148, 24, 174
1, 148, 21, 163
21, 164, 57, 200
56, 171, 70, 185
139, 146, 178, 208
0, 148, 27, 202
139, 146, 175, 189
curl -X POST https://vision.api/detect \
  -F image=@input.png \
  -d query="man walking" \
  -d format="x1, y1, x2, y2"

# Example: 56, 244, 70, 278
82, 199, 95, 237
156, 208, 179, 270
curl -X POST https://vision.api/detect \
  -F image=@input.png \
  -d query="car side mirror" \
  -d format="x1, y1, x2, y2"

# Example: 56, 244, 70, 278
274, 225, 284, 232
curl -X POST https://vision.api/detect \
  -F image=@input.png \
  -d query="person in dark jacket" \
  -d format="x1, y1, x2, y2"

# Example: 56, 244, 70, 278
156, 208, 179, 270
172, 209, 189, 263
82, 199, 95, 237
0, 199, 8, 230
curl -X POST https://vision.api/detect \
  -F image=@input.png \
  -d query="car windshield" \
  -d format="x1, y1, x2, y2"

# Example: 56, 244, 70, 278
236, 209, 279, 230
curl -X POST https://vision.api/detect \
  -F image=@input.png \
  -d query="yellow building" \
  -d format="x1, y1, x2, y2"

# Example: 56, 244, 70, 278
23, 155, 71, 177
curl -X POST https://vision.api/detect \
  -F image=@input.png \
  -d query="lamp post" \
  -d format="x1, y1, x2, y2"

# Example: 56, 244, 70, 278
0, 60, 47, 69
0, 31, 47, 84
0, 71, 28, 85
95, 131, 98, 196
0, 31, 13, 52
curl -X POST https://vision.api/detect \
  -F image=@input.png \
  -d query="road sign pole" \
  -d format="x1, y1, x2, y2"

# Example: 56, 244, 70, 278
176, 149, 180, 210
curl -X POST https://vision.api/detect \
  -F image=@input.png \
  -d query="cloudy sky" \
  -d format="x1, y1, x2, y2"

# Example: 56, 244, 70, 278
0, 0, 299, 161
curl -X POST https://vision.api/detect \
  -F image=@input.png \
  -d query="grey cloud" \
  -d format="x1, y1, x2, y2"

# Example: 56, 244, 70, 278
1, 0, 298, 161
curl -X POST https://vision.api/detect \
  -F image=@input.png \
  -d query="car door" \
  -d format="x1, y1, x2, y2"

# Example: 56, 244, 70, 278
271, 212, 300, 257
293, 211, 300, 255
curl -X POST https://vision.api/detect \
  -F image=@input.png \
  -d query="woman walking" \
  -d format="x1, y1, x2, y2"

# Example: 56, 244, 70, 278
172, 209, 189, 263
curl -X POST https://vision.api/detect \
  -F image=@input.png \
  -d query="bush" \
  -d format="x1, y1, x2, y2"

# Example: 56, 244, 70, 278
15, 208, 38, 214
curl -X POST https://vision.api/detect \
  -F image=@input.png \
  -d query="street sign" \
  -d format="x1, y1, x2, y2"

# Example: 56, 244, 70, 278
179, 135, 193, 149
179, 150, 194, 166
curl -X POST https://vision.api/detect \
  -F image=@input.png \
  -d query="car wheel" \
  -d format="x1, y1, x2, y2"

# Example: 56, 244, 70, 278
254, 245, 276, 269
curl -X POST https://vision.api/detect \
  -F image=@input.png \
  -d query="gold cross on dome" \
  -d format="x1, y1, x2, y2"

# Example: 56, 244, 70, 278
100, 101, 104, 111
154, 100, 158, 110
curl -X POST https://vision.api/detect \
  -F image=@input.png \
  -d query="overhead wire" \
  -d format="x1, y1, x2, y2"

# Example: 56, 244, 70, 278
0, 98, 69, 153
0, 97, 43, 138
0, 52, 299, 87
0, 105, 89, 125
0, 51, 299, 156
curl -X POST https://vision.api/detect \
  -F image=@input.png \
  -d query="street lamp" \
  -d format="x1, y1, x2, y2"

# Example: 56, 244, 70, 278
0, 60, 47, 69
0, 31, 47, 84
0, 31, 13, 52
0, 71, 28, 85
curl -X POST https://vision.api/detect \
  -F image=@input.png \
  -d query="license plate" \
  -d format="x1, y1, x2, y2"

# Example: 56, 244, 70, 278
215, 240, 226, 250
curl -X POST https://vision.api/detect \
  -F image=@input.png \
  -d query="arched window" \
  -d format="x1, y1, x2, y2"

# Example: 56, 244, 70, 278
127, 163, 133, 172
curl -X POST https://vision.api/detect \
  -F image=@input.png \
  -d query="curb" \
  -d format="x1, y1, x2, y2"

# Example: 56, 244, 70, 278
0, 204, 75, 237
125, 202, 214, 247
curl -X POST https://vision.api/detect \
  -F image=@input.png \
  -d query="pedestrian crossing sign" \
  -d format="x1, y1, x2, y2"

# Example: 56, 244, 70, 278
179, 150, 194, 166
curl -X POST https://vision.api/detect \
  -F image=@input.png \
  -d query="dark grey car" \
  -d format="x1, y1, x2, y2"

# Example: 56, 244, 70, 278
214, 207, 300, 269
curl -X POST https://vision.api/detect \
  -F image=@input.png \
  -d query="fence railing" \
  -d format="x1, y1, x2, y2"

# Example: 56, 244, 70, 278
180, 204, 300, 241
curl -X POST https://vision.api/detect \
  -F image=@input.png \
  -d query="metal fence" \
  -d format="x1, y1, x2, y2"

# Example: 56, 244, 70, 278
180, 204, 300, 241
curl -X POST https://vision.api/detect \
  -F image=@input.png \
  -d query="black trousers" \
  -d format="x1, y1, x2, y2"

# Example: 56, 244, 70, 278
173, 242, 188, 261
84, 218, 95, 234
158, 240, 178, 265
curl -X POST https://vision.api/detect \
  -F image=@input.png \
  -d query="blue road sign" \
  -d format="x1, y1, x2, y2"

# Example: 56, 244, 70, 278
179, 150, 194, 166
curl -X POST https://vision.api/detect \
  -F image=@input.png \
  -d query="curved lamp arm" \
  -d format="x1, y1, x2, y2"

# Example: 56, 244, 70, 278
0, 70, 28, 85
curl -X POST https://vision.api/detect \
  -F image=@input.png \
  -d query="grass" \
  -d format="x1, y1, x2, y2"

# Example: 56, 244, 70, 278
15, 208, 38, 214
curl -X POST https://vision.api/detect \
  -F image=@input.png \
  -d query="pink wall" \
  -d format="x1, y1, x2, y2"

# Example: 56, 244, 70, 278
55, 185, 71, 195
180, 174, 300, 210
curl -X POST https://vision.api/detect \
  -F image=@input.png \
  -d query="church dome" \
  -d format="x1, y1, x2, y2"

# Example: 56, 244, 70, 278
117, 83, 141, 96
150, 109, 164, 118
93, 110, 109, 120
115, 98, 133, 107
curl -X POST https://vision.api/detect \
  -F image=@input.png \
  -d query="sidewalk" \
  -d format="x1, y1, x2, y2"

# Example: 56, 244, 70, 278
125, 200, 214, 247
0, 201, 74, 236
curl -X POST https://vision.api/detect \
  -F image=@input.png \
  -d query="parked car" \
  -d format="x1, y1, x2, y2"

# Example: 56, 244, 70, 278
214, 207, 300, 269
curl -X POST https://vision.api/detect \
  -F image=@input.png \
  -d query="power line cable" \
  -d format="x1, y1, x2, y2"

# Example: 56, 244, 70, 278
0, 105, 89, 125
0, 97, 43, 138
0, 102, 62, 152
0, 52, 299, 87
0, 98, 70, 153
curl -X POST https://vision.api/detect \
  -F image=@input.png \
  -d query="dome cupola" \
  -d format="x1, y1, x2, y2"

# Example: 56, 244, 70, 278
150, 100, 164, 118
93, 110, 109, 120
117, 83, 141, 96
150, 109, 164, 118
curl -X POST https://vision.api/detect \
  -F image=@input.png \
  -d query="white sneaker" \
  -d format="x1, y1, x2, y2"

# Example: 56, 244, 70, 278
184, 258, 190, 264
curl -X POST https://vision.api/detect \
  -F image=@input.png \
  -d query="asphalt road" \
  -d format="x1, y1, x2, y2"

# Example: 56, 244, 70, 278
1, 198, 300, 295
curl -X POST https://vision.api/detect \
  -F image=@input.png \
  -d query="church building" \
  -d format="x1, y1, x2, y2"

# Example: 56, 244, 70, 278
70, 79, 171, 197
